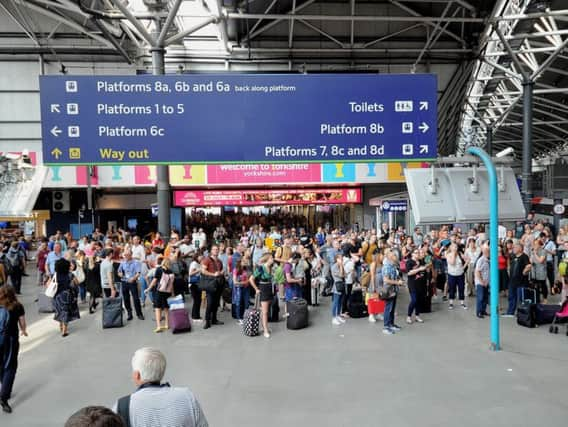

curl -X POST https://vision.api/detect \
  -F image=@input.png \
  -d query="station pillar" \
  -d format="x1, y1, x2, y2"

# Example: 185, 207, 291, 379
152, 21, 171, 240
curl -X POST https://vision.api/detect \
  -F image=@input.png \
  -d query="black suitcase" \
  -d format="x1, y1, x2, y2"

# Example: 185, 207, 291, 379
286, 298, 309, 330
269, 294, 280, 322
102, 296, 124, 329
348, 289, 368, 318
517, 288, 536, 328
535, 304, 561, 325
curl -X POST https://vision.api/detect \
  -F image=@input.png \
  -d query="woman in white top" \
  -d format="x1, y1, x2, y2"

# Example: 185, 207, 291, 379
446, 243, 467, 310
188, 254, 203, 322
464, 238, 480, 297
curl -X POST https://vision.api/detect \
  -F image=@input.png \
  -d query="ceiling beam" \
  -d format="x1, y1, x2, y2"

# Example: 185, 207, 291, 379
247, 0, 317, 40
12, 0, 114, 49
530, 36, 568, 81
227, 12, 484, 23
389, 0, 465, 44
296, 19, 344, 48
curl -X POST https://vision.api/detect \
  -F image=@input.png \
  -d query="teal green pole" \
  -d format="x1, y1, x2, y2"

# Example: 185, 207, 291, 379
466, 147, 500, 351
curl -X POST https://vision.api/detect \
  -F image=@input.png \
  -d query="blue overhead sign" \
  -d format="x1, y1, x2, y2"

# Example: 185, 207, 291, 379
39, 74, 437, 165
381, 200, 408, 212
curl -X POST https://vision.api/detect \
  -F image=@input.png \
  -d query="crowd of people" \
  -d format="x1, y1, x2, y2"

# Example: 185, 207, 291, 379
0, 213, 567, 420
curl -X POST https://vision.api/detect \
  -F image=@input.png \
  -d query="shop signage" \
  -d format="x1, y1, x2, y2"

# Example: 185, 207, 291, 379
40, 74, 437, 165
174, 188, 361, 207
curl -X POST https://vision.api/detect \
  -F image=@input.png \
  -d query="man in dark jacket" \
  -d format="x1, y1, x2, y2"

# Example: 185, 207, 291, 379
504, 242, 532, 316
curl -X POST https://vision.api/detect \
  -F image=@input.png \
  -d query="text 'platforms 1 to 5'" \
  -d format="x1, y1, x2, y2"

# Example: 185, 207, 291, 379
39, 74, 437, 165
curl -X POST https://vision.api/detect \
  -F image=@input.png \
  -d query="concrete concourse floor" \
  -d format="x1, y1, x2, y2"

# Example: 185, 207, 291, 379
3, 273, 567, 427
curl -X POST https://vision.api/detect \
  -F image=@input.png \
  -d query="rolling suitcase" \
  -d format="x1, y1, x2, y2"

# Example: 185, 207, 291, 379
103, 291, 124, 329
243, 297, 260, 337
170, 308, 191, 334
269, 293, 280, 322
517, 288, 536, 328
38, 292, 55, 313
535, 304, 561, 325
286, 297, 309, 330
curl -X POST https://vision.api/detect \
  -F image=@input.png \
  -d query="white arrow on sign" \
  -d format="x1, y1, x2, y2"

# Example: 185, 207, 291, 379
50, 126, 62, 137
50, 104, 61, 113
419, 122, 429, 133
420, 145, 429, 154
420, 101, 428, 111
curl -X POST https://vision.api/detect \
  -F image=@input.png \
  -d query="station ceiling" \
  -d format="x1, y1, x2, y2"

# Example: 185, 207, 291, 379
1, 0, 567, 162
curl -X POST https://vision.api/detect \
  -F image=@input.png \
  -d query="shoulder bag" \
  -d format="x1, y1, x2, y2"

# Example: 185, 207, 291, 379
45, 273, 58, 298
73, 264, 85, 283
334, 280, 346, 293
198, 275, 218, 292
378, 284, 397, 301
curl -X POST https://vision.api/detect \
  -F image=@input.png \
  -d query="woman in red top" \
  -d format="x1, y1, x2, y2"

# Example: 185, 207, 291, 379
200, 245, 225, 329
152, 232, 164, 249
498, 244, 509, 294
36, 241, 49, 286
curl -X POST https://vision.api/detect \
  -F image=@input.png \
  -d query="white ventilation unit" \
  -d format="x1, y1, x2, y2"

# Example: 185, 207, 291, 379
52, 190, 70, 212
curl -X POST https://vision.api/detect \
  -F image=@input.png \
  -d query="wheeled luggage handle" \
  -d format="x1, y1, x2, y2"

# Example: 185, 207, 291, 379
521, 287, 537, 304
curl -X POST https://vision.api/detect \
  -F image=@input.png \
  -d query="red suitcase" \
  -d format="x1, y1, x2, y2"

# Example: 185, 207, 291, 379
368, 298, 385, 315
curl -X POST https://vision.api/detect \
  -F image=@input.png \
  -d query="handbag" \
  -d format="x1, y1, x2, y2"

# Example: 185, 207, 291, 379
73, 265, 85, 283
378, 285, 397, 301
198, 275, 218, 292
334, 280, 345, 293
45, 273, 58, 298
360, 271, 371, 288
365, 292, 379, 305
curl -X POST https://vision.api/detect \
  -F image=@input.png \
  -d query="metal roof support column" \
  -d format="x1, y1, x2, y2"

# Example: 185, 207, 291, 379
486, 126, 493, 156
521, 79, 534, 211
151, 18, 171, 240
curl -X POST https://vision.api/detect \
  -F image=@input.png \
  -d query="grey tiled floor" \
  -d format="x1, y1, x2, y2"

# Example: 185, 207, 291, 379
3, 275, 567, 427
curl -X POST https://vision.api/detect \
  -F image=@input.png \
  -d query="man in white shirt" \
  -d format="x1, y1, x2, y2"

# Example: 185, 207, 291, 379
114, 348, 208, 427
342, 252, 358, 316
192, 228, 207, 250
131, 236, 150, 306
180, 235, 195, 256
100, 249, 117, 298
543, 231, 556, 290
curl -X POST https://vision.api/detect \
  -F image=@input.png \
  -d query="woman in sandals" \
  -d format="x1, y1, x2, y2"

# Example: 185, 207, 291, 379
52, 258, 80, 337
249, 253, 274, 338
146, 257, 174, 333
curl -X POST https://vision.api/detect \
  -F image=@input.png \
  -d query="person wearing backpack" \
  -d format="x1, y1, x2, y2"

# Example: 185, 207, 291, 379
0, 285, 28, 413
5, 242, 24, 295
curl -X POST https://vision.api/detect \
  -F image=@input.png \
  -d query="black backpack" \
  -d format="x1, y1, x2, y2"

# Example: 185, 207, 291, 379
2, 253, 18, 275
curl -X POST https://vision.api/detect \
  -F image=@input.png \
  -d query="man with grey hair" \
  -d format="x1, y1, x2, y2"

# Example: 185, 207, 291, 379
115, 348, 208, 427
118, 249, 144, 321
